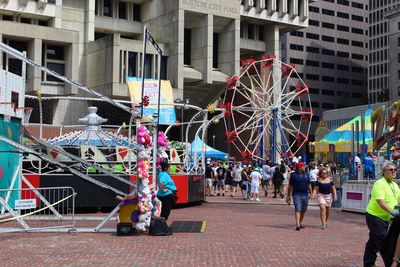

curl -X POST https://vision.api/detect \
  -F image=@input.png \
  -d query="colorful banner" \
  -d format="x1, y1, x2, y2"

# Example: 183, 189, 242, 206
0, 117, 21, 209
127, 77, 176, 125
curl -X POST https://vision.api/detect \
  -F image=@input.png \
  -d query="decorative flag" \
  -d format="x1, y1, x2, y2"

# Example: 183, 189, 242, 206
80, 145, 107, 162
116, 146, 137, 162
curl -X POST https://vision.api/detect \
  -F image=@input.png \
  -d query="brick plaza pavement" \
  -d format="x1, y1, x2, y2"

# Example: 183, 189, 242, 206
0, 194, 375, 267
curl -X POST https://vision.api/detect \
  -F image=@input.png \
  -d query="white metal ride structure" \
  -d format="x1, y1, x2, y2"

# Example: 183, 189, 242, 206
223, 57, 313, 163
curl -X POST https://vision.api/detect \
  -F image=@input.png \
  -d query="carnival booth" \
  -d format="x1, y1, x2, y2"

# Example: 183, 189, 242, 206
189, 136, 229, 160
312, 109, 375, 212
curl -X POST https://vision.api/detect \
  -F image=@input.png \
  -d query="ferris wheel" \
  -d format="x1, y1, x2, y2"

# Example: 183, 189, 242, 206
222, 56, 313, 162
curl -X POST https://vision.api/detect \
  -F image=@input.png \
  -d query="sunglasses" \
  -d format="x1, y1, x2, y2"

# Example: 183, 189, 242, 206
385, 168, 397, 172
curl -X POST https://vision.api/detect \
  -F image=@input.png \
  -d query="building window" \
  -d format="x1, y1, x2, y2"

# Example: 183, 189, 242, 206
322, 49, 335, 56
11, 92, 19, 109
337, 91, 350, 97
352, 53, 364, 60
337, 38, 349, 45
290, 31, 304, 37
352, 79, 364, 86
322, 76, 334, 82
144, 54, 153, 78
290, 58, 304, 65
103, 0, 112, 17
337, 12, 349, 19
309, 20, 320, 26
322, 9, 334, 16
258, 26, 264, 41
306, 74, 320, 80
337, 78, 349, 84
306, 46, 319, 53
290, 44, 304, 51
352, 66, 364, 73
308, 87, 319, 94
128, 52, 137, 77
184, 29, 191, 65
248, 24, 255, 39
322, 89, 335, 95
336, 51, 349, 58
322, 35, 335, 42
306, 60, 319, 67
306, 33, 319, 40
43, 44, 65, 82
352, 40, 363, 47
351, 14, 363, 22
352, 27, 364, 35
337, 25, 349, 32
309, 6, 319, 13
337, 0, 349, 6
322, 62, 334, 69
133, 4, 141, 21
213, 32, 219, 68
118, 2, 127, 19
322, 22, 334, 29
351, 2, 363, 9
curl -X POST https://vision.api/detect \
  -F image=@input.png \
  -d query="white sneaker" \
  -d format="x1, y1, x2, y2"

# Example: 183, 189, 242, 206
256, 198, 260, 201
250, 198, 254, 201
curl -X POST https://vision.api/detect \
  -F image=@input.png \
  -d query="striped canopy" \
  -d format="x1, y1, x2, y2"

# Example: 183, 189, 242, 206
313, 108, 373, 152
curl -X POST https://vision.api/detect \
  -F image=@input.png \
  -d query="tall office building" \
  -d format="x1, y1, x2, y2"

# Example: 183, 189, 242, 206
384, 5, 400, 103
281, 0, 369, 138
368, 0, 393, 103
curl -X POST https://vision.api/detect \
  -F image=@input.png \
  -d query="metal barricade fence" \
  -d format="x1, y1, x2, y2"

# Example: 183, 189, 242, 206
0, 187, 76, 233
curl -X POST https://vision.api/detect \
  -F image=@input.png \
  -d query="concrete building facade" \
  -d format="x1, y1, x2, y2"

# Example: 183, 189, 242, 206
281, 0, 369, 140
0, 0, 313, 127
385, 6, 400, 103
367, 0, 400, 103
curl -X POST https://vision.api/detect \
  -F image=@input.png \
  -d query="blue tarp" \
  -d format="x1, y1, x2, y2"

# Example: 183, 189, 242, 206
190, 136, 228, 160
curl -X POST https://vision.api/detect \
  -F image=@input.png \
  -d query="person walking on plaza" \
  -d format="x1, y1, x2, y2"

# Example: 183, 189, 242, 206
225, 162, 233, 193
312, 167, 337, 230
309, 163, 319, 191
216, 162, 226, 196
262, 160, 271, 197
250, 167, 262, 201
286, 162, 312, 231
240, 166, 250, 200
363, 162, 400, 267
156, 159, 177, 220
205, 163, 214, 197
272, 165, 285, 198
231, 162, 242, 197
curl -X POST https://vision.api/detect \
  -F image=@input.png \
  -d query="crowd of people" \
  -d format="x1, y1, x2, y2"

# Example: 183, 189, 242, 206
205, 159, 339, 229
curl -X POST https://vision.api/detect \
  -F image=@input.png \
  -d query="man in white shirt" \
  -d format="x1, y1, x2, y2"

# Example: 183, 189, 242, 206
309, 163, 319, 191
250, 168, 262, 201
354, 153, 361, 165
231, 162, 243, 197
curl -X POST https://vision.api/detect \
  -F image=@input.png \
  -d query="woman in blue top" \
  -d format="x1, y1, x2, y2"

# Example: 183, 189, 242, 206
157, 159, 177, 220
312, 167, 337, 230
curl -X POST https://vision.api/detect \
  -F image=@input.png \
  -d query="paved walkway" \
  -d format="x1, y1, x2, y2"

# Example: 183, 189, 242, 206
0, 192, 376, 267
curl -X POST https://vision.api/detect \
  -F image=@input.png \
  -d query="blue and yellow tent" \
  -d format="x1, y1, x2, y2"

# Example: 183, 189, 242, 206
314, 109, 373, 153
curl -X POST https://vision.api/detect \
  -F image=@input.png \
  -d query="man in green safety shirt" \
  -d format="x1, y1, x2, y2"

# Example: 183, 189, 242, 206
363, 162, 400, 267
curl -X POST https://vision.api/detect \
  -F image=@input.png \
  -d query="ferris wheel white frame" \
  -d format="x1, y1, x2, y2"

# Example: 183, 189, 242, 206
223, 57, 313, 163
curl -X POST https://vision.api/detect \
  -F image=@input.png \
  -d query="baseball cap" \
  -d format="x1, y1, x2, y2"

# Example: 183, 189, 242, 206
296, 162, 305, 168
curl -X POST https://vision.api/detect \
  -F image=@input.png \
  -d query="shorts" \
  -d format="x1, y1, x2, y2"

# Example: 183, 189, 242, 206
206, 178, 212, 189
225, 177, 232, 185
217, 179, 225, 186
251, 185, 259, 193
232, 180, 240, 187
317, 193, 333, 207
293, 195, 309, 213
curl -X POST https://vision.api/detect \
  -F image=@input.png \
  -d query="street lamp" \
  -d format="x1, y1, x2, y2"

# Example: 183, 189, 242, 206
212, 135, 216, 148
